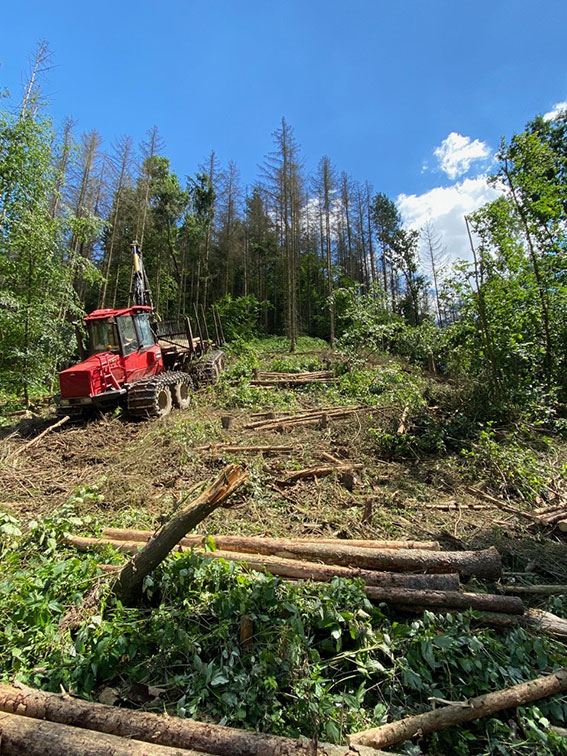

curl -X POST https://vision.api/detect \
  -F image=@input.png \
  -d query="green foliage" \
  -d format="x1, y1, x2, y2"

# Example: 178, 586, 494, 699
460, 426, 557, 501
0, 107, 94, 400
2, 517, 567, 754
214, 294, 268, 342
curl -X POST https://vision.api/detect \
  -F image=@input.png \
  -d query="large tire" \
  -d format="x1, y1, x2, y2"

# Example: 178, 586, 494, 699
172, 375, 193, 410
127, 374, 176, 419
193, 350, 226, 387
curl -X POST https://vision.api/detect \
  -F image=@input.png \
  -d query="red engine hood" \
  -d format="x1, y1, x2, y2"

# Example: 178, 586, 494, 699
59, 353, 122, 398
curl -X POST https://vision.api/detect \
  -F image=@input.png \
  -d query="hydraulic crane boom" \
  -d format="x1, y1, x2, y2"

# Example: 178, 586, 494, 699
131, 240, 153, 309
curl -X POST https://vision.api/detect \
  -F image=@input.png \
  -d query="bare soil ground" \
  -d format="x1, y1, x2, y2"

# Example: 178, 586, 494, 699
2, 344, 567, 583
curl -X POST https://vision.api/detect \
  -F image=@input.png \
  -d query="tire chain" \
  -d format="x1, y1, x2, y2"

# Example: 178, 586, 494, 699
192, 350, 226, 387
127, 371, 192, 418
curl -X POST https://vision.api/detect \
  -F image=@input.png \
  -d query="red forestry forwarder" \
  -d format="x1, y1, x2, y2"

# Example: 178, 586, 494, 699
56, 242, 226, 420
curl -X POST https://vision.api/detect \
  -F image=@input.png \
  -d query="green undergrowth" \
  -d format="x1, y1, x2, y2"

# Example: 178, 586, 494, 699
2, 509, 567, 755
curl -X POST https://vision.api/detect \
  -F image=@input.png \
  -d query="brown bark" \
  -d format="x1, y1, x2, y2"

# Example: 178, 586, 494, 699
501, 584, 567, 596
399, 607, 567, 640
96, 559, 460, 593
280, 464, 363, 484
365, 586, 522, 614
348, 667, 567, 750
72, 533, 501, 581
101, 529, 441, 551
0, 688, 384, 756
115, 464, 248, 603
195, 445, 294, 454
0, 711, 203, 756
184, 540, 500, 580
201, 551, 461, 591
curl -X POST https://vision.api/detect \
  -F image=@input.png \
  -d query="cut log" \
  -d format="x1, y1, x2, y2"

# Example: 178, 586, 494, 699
73, 533, 502, 580
501, 584, 567, 596
195, 444, 293, 454
189, 540, 502, 580
279, 464, 363, 484
101, 529, 441, 551
95, 556, 461, 594
201, 551, 461, 591
10, 415, 69, 458
244, 406, 366, 430
114, 464, 248, 603
0, 685, 386, 756
348, 667, 567, 750
0, 711, 205, 756
397, 606, 567, 640
424, 504, 491, 511
249, 378, 340, 387
365, 586, 523, 614
540, 509, 567, 526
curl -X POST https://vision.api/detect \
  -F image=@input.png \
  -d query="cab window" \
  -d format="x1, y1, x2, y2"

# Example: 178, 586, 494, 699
134, 313, 155, 349
117, 316, 139, 356
88, 319, 119, 354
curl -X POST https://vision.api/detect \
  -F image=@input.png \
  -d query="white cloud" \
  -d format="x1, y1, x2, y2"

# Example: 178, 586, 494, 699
543, 101, 567, 122
433, 132, 492, 180
397, 176, 501, 262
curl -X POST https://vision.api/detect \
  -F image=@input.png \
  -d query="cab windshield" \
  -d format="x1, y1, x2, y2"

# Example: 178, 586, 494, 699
88, 319, 119, 354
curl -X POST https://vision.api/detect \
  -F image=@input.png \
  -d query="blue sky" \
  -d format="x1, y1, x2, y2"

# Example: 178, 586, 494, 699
1, 0, 567, 259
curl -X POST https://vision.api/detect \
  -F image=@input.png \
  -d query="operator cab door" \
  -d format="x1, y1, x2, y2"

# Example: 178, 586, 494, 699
116, 313, 162, 384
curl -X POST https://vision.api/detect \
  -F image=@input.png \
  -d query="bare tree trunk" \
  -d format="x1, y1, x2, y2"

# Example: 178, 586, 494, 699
100, 137, 132, 307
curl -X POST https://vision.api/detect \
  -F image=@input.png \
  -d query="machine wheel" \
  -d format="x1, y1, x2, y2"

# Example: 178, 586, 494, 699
172, 375, 193, 410
193, 350, 226, 387
127, 374, 177, 418
154, 384, 173, 417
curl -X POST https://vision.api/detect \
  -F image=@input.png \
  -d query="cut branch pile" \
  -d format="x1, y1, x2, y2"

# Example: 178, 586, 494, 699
0, 683, 386, 756
467, 487, 567, 530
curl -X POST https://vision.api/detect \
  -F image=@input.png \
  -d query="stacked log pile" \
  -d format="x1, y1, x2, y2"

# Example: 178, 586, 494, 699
66, 528, 529, 617
249, 370, 339, 387
243, 406, 368, 431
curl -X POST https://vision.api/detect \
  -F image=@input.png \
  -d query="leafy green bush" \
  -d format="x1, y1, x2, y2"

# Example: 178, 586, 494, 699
214, 295, 269, 342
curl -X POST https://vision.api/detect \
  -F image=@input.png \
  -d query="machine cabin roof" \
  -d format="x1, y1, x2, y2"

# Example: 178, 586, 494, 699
84, 306, 153, 321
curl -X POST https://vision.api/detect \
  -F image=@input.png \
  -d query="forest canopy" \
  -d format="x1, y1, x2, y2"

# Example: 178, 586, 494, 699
2, 44, 567, 417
